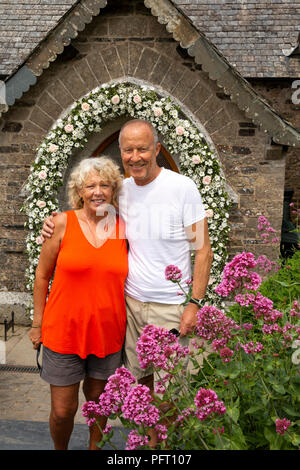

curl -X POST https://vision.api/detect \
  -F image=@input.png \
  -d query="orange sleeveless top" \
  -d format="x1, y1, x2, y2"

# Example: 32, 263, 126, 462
41, 210, 128, 358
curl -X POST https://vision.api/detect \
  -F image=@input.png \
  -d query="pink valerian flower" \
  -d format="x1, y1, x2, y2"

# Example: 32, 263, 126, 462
242, 323, 253, 331
262, 323, 282, 335
175, 407, 194, 426
103, 424, 112, 434
82, 401, 103, 426
196, 306, 239, 350
121, 384, 160, 427
125, 430, 149, 450
136, 324, 189, 371
239, 341, 264, 354
194, 388, 226, 421
96, 367, 136, 416
155, 424, 168, 441
165, 264, 182, 282
219, 347, 234, 363
290, 301, 300, 318
276, 418, 291, 435
256, 254, 278, 274
215, 252, 261, 297
155, 374, 173, 395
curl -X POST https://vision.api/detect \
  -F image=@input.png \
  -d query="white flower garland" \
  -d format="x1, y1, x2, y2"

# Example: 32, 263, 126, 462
21, 82, 230, 315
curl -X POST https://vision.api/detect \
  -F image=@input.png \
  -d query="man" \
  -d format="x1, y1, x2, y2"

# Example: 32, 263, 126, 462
42, 118, 213, 443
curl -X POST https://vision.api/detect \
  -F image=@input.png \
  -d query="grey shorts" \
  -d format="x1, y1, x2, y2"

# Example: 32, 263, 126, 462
40, 345, 123, 386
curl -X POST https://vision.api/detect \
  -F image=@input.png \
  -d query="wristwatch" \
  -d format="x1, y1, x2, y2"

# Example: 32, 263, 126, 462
189, 298, 205, 307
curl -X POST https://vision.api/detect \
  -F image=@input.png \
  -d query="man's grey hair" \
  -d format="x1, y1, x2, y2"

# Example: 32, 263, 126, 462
118, 119, 159, 146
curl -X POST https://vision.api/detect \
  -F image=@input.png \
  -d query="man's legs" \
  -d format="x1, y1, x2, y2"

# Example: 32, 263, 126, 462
49, 383, 80, 450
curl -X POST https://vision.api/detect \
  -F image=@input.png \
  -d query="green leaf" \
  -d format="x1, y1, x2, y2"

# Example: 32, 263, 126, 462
283, 405, 300, 417
245, 404, 264, 415
272, 383, 286, 394
227, 406, 240, 424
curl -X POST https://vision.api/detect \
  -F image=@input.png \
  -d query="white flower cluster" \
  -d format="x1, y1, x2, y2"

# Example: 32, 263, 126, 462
21, 83, 230, 314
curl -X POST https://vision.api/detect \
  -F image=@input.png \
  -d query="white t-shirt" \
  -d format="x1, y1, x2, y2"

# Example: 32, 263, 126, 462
118, 168, 206, 304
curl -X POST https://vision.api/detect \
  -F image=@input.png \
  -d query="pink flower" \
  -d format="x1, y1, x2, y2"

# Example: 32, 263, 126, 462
36, 200, 46, 208
165, 264, 182, 282
81, 102, 90, 111
111, 95, 120, 105
276, 418, 291, 435
192, 155, 201, 164
103, 424, 112, 434
206, 209, 214, 218
194, 388, 226, 421
155, 424, 168, 441
153, 106, 163, 117
196, 305, 239, 349
175, 125, 185, 136
133, 94, 141, 104
136, 324, 189, 371
38, 170, 47, 180
125, 430, 149, 450
49, 143, 58, 153
35, 235, 43, 244
219, 346, 234, 362
239, 341, 264, 354
64, 124, 74, 133
203, 175, 211, 185
215, 252, 261, 297
121, 384, 160, 426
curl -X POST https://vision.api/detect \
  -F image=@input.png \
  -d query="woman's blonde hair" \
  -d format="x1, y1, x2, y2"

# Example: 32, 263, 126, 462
68, 157, 123, 210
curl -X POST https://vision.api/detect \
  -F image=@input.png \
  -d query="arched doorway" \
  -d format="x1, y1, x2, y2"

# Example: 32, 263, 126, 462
91, 130, 179, 176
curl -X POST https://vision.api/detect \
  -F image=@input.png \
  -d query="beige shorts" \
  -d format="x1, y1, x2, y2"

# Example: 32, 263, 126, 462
123, 295, 190, 380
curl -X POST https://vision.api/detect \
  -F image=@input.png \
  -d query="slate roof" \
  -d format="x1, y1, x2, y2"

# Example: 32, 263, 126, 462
174, 0, 300, 78
0, 0, 300, 79
0, 0, 79, 77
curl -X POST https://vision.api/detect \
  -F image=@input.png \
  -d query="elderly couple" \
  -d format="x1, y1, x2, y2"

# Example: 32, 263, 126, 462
29, 118, 213, 450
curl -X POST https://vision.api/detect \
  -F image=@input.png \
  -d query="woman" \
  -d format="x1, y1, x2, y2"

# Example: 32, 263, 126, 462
29, 157, 128, 450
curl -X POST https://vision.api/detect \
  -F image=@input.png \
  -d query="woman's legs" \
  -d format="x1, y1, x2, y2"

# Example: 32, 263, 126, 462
82, 376, 107, 450
49, 382, 80, 450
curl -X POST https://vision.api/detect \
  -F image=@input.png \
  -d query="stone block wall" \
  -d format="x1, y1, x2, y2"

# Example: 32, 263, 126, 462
0, 0, 297, 322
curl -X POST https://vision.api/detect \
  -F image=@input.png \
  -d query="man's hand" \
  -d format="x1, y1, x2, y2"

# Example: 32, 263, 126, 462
179, 303, 198, 337
41, 211, 58, 239
29, 327, 41, 350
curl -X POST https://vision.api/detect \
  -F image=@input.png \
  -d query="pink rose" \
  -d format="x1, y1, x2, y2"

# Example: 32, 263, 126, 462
111, 95, 120, 105
35, 235, 43, 245
36, 200, 46, 208
133, 95, 141, 104
203, 176, 211, 185
206, 209, 214, 218
49, 143, 58, 153
64, 124, 74, 133
81, 102, 90, 111
176, 126, 185, 136
192, 155, 201, 164
153, 106, 163, 117
38, 170, 47, 180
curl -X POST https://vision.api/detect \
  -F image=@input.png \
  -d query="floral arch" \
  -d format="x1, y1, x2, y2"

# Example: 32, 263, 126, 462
21, 81, 230, 313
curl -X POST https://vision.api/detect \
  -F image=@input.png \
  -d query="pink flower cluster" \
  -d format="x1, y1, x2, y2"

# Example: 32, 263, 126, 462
256, 255, 279, 273
122, 385, 160, 427
290, 301, 300, 318
257, 216, 280, 244
275, 418, 291, 435
125, 430, 149, 450
194, 388, 226, 421
239, 341, 264, 354
165, 264, 182, 282
196, 305, 239, 361
215, 252, 262, 297
136, 324, 189, 371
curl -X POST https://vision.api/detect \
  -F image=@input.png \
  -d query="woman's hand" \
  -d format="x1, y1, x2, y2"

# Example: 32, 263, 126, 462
41, 211, 59, 239
29, 327, 42, 350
